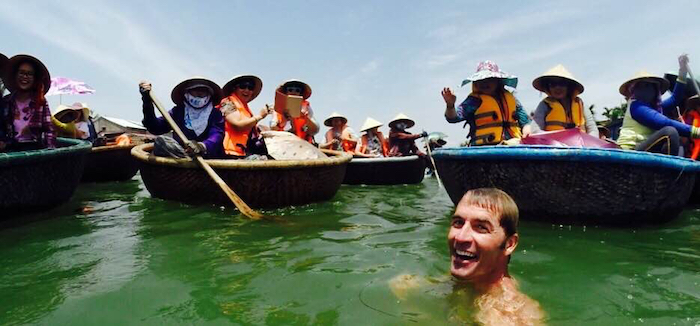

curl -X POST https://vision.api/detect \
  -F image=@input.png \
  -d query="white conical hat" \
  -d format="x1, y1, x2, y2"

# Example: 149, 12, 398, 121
323, 111, 348, 126
360, 117, 383, 132
619, 70, 669, 97
388, 113, 415, 129
532, 64, 584, 94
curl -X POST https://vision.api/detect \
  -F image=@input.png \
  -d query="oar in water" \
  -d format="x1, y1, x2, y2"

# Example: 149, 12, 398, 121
148, 91, 264, 220
422, 131, 443, 188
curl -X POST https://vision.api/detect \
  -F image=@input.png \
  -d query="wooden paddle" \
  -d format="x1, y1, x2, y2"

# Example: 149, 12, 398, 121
148, 91, 263, 220
423, 133, 443, 188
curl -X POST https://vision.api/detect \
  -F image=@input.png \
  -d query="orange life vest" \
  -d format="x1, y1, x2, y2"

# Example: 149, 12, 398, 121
115, 134, 132, 146
358, 132, 388, 156
220, 94, 253, 156
543, 97, 585, 132
274, 101, 315, 143
470, 90, 522, 145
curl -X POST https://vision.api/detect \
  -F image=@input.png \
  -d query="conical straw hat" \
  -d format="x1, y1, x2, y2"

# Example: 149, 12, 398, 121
222, 74, 263, 101
619, 70, 669, 97
323, 111, 347, 126
360, 117, 383, 132
171, 76, 222, 106
277, 79, 312, 99
388, 113, 415, 129
4, 54, 51, 94
532, 64, 584, 94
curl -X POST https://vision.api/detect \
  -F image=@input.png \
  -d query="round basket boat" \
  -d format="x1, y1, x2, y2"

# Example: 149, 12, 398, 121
82, 144, 139, 182
433, 146, 700, 224
132, 143, 352, 208
0, 138, 92, 216
343, 155, 426, 185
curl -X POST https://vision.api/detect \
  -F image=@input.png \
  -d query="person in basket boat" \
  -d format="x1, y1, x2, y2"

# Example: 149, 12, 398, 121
531, 64, 598, 137
441, 60, 532, 146
139, 77, 224, 158
617, 54, 698, 156
387, 113, 427, 157
51, 102, 98, 143
0, 54, 56, 152
218, 75, 271, 159
320, 112, 358, 153
355, 117, 388, 158
269, 79, 320, 144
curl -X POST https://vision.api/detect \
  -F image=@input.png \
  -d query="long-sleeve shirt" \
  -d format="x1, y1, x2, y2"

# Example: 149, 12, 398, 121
141, 95, 224, 158
388, 130, 422, 156
1, 94, 56, 148
629, 80, 689, 136
446, 94, 531, 145
531, 99, 598, 137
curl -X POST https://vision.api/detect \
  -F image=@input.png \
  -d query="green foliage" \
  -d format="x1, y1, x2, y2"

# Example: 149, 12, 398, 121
601, 103, 627, 122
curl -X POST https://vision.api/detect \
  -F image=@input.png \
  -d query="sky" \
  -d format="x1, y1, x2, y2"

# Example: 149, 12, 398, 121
2, 0, 700, 145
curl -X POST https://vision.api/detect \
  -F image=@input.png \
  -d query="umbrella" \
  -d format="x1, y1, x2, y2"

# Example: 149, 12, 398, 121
521, 129, 618, 149
46, 77, 95, 96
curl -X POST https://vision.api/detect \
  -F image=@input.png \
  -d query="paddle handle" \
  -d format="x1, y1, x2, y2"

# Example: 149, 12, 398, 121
147, 90, 262, 220
423, 136, 443, 188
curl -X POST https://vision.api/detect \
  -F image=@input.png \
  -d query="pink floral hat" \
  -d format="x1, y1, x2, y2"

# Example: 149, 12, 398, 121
461, 60, 518, 89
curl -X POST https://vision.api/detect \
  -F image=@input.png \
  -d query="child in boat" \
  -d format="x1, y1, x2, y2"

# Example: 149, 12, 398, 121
387, 113, 427, 157
356, 117, 388, 157
218, 75, 271, 159
320, 112, 358, 152
0, 54, 56, 152
51, 102, 97, 143
617, 54, 699, 156
441, 60, 531, 146
270, 80, 320, 144
139, 77, 225, 158
531, 64, 598, 137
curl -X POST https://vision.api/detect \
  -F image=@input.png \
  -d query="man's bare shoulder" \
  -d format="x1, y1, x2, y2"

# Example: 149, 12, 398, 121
474, 278, 545, 326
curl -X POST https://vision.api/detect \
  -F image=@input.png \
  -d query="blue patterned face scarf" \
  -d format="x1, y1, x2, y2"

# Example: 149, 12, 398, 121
183, 86, 213, 136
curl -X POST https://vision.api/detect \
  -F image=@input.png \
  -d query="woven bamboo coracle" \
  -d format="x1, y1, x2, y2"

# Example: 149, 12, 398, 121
131, 144, 352, 208
433, 146, 700, 224
0, 138, 91, 216
82, 144, 139, 182
343, 155, 426, 185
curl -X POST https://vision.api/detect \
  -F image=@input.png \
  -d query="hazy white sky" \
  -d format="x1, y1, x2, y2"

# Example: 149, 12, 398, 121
3, 0, 700, 145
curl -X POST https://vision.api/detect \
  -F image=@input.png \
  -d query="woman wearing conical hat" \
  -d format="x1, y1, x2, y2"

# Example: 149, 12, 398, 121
218, 75, 272, 158
531, 64, 598, 137
617, 54, 699, 156
387, 113, 427, 157
320, 112, 357, 152
139, 77, 224, 158
270, 79, 320, 144
1, 54, 56, 151
51, 102, 97, 142
441, 60, 531, 146
356, 117, 388, 157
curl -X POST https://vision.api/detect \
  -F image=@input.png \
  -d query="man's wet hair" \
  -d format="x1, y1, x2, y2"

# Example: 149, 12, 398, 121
459, 188, 519, 237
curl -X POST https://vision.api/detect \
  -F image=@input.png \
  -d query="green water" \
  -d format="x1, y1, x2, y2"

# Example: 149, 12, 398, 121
0, 176, 698, 326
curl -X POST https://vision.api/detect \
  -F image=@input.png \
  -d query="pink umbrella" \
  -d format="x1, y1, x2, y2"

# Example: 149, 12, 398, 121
521, 128, 619, 149
46, 77, 96, 96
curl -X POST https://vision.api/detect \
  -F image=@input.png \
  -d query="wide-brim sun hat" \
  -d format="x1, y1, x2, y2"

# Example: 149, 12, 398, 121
54, 102, 91, 122
323, 112, 347, 127
171, 76, 222, 106
388, 113, 415, 129
4, 54, 51, 94
687, 95, 700, 109
532, 64, 584, 94
619, 70, 669, 97
277, 79, 312, 99
0, 53, 8, 78
360, 117, 382, 132
222, 75, 263, 101
461, 60, 518, 89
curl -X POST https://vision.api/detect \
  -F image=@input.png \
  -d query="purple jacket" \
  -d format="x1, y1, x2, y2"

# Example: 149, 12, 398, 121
142, 96, 224, 158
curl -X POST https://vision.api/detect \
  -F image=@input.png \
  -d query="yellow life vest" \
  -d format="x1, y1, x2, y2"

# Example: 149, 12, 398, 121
543, 97, 585, 132
471, 91, 521, 145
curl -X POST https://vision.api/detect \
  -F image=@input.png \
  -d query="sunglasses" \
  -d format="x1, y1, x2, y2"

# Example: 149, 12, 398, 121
237, 82, 255, 91
548, 79, 569, 88
286, 86, 303, 94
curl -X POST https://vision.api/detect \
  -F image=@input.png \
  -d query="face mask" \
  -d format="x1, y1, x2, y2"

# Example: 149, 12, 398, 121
395, 122, 407, 130
185, 93, 211, 109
